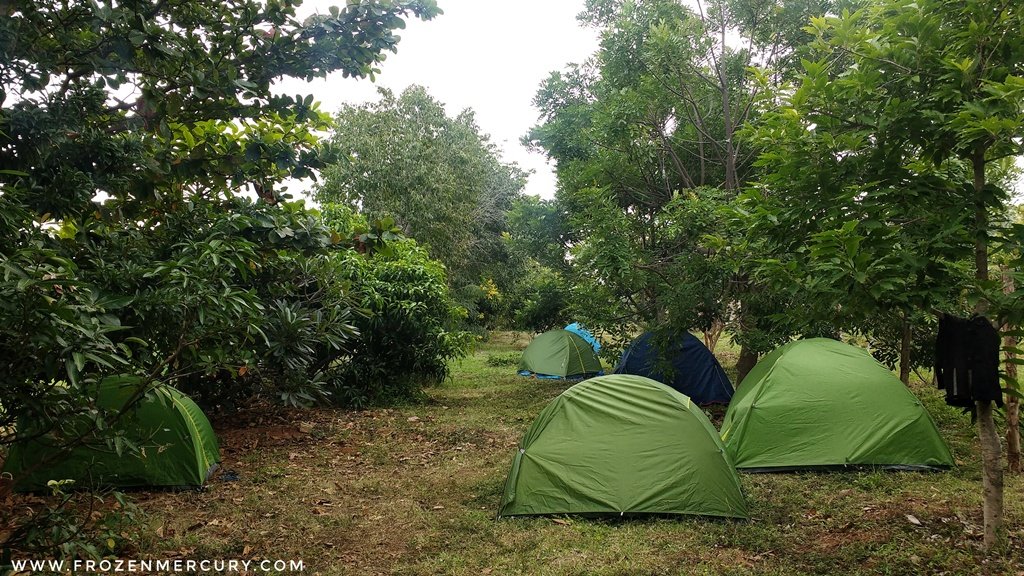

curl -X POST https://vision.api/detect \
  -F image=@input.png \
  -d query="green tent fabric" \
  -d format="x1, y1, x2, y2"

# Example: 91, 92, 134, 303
498, 374, 748, 519
518, 329, 603, 379
3, 382, 220, 491
720, 338, 954, 471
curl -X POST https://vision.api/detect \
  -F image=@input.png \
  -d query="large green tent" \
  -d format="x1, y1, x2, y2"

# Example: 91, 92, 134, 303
518, 328, 603, 379
498, 374, 748, 519
3, 382, 220, 491
721, 338, 954, 471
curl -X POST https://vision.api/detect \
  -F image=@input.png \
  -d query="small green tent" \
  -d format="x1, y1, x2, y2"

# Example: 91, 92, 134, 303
518, 329, 603, 379
3, 382, 220, 491
498, 374, 748, 519
721, 338, 954, 471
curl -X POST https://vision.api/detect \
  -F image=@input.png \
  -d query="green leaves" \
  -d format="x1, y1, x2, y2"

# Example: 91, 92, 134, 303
740, 0, 1024, 372
315, 85, 527, 290
0, 0, 447, 558
2, 0, 438, 218
330, 240, 471, 407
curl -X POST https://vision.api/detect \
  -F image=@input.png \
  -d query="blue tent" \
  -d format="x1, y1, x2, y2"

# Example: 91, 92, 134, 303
564, 323, 601, 353
614, 332, 733, 405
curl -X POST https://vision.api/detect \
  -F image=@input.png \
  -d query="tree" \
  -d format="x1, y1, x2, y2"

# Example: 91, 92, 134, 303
2, 0, 439, 212
745, 0, 1024, 549
1, 0, 439, 559
0, 0, 441, 420
314, 85, 528, 292
506, 195, 574, 275
526, 0, 843, 370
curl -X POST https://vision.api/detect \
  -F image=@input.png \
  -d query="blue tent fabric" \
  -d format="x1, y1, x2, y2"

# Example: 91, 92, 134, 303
564, 323, 601, 353
613, 332, 733, 405
517, 370, 603, 380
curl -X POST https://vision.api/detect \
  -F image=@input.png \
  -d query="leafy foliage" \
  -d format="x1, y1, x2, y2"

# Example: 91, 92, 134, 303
4, 485, 145, 564
1, 0, 440, 212
741, 0, 1024, 369
0, 0, 441, 562
315, 85, 528, 292
485, 351, 521, 368
524, 0, 845, 360
330, 240, 473, 408
512, 266, 573, 334
42, 197, 358, 409
740, 0, 1024, 547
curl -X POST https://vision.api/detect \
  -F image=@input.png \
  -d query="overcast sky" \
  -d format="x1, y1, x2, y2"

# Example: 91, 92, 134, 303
274, 1, 601, 200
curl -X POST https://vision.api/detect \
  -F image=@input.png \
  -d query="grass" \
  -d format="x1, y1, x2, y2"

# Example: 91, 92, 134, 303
132, 332, 1024, 575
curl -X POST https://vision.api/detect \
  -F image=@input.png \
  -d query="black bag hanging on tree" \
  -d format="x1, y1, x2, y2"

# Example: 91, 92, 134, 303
935, 314, 1003, 418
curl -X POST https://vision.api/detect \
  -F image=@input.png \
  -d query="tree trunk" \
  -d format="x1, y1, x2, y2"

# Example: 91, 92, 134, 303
736, 345, 758, 385
1008, 398, 1021, 475
717, 13, 738, 192
1003, 265, 1021, 473
972, 146, 1002, 550
654, 302, 668, 325
978, 401, 1004, 549
898, 316, 912, 385
704, 318, 725, 353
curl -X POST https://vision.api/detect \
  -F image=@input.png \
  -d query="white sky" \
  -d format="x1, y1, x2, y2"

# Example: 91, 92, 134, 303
274, 0, 601, 200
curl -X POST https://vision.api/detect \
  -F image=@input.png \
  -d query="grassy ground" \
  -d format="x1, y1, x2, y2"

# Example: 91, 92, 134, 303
134, 332, 1024, 575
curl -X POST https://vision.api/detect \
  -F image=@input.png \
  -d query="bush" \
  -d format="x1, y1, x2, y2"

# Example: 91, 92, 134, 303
0, 195, 469, 560
59, 198, 359, 409
330, 240, 473, 407
5, 486, 145, 565
513, 268, 571, 333
486, 352, 521, 367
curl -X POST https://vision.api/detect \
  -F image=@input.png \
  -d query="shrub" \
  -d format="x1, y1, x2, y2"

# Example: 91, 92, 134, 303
485, 352, 521, 367
60, 198, 359, 409
331, 240, 473, 407
513, 268, 571, 333
2, 483, 145, 568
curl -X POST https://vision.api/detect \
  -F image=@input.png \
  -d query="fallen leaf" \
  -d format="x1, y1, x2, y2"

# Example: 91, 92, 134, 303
552, 518, 571, 526
431, 505, 445, 510
408, 416, 421, 422
907, 514, 922, 526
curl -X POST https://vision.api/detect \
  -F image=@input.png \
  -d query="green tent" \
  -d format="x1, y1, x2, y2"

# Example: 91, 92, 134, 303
3, 382, 220, 491
498, 374, 748, 519
518, 329, 603, 379
721, 338, 954, 471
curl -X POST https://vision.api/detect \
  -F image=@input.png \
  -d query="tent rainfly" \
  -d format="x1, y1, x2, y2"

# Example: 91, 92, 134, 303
518, 328, 603, 380
3, 382, 220, 491
498, 374, 748, 519
720, 338, 954, 471
563, 322, 601, 353
614, 331, 733, 405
